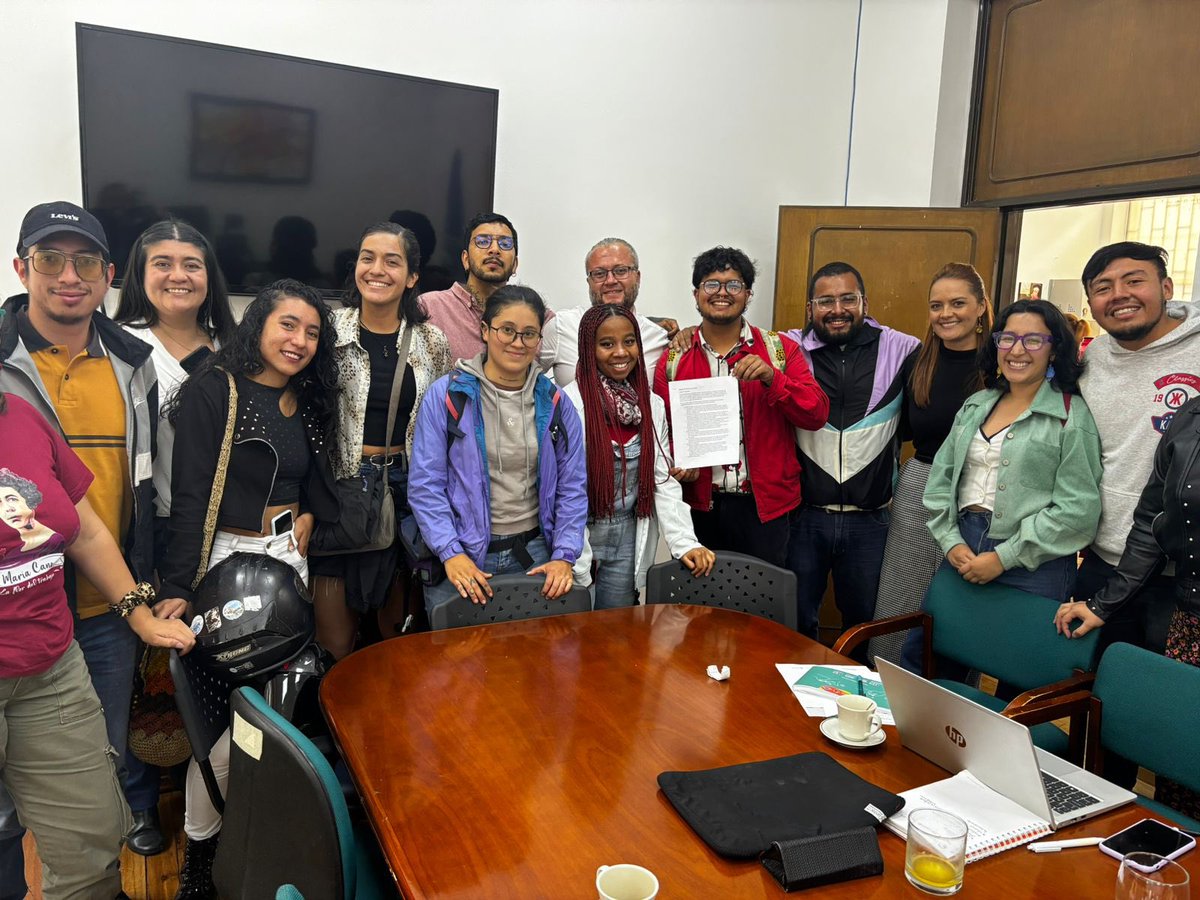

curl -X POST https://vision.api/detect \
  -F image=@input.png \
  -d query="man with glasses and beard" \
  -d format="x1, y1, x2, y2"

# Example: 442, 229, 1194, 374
0, 201, 160, 895
784, 261, 919, 646
654, 246, 828, 568
420, 211, 553, 361
541, 237, 678, 387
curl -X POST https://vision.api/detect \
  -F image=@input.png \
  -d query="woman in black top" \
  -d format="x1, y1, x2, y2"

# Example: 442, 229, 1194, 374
311, 223, 451, 658
160, 279, 339, 896
869, 263, 993, 665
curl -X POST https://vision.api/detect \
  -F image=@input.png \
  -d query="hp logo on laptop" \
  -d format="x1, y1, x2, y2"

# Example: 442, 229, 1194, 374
945, 726, 966, 748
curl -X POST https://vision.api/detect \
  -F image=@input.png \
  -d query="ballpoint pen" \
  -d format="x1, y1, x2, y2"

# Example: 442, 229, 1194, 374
1027, 837, 1104, 852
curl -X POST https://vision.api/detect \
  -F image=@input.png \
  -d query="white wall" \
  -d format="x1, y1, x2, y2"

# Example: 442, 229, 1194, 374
0, 0, 970, 328
1015, 201, 1121, 310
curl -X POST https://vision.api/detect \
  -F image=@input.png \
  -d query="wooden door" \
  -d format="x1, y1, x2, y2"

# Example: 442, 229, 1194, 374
772, 206, 1003, 339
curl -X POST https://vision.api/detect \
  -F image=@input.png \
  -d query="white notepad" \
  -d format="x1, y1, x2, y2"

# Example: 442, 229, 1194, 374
884, 770, 1053, 863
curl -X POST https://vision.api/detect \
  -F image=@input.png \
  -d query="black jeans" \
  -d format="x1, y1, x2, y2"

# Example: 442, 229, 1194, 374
690, 492, 790, 569
1074, 553, 1176, 655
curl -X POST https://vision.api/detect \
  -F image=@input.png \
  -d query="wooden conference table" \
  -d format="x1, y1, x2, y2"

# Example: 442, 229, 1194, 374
321, 605, 1198, 898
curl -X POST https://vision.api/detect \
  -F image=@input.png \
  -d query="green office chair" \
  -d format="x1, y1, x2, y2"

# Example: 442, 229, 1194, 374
645, 551, 799, 630
429, 573, 592, 630
212, 687, 394, 899
1016, 642, 1200, 832
835, 567, 1099, 760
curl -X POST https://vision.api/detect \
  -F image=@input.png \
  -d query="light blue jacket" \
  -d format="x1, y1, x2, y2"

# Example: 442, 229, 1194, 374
408, 368, 587, 570
923, 382, 1102, 572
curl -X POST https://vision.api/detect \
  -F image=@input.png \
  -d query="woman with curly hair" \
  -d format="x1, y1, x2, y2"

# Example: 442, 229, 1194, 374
900, 299, 1103, 672
564, 304, 714, 608
311, 222, 451, 657
158, 279, 339, 897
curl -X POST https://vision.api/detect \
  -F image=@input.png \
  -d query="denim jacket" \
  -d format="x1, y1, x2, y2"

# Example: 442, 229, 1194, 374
924, 381, 1102, 572
408, 368, 587, 569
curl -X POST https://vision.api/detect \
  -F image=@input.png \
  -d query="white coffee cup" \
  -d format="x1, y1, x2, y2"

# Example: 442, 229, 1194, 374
596, 863, 659, 900
835, 693, 883, 742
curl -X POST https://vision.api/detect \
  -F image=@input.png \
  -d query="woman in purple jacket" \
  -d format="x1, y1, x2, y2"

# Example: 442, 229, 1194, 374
409, 286, 587, 618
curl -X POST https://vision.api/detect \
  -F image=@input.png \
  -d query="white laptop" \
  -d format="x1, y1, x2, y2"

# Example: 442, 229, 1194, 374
876, 657, 1135, 829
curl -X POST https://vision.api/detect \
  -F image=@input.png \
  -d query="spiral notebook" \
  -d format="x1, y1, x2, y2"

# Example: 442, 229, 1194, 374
884, 770, 1052, 862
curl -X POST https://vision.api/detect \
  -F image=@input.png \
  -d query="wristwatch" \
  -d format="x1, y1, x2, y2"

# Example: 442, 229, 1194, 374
111, 582, 156, 618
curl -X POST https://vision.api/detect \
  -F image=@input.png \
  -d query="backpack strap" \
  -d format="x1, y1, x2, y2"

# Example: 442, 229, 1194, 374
762, 330, 787, 373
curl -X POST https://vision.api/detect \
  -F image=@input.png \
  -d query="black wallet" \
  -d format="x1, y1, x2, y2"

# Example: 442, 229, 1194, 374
760, 827, 884, 892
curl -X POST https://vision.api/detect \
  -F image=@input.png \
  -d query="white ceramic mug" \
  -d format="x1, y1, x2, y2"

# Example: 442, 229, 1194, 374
835, 693, 883, 741
596, 863, 659, 900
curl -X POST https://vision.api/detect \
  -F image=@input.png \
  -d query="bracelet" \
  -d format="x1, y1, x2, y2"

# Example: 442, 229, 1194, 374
111, 582, 156, 618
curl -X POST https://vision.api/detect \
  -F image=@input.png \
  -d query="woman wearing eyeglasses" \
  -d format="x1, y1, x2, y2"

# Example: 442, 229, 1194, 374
409, 285, 587, 618
921, 299, 1102, 599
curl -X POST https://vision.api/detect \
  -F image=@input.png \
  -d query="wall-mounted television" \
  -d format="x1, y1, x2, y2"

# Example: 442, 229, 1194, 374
76, 24, 498, 296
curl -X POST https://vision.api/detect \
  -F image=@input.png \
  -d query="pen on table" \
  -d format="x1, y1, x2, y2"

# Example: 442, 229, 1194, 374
856, 675, 865, 696
1027, 837, 1104, 853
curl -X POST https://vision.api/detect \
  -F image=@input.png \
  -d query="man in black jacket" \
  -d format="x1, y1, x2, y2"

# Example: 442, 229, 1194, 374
781, 262, 920, 644
0, 202, 165, 889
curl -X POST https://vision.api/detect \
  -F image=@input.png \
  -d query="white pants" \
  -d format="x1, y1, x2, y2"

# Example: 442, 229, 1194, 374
184, 530, 308, 841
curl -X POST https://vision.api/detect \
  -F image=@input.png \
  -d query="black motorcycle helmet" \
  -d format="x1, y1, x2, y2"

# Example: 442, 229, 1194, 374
191, 552, 314, 681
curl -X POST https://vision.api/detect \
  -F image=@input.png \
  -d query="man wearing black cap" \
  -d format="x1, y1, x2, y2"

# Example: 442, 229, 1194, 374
0, 201, 162, 890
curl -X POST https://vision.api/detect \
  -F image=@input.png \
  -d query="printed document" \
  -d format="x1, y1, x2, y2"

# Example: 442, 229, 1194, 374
667, 377, 740, 469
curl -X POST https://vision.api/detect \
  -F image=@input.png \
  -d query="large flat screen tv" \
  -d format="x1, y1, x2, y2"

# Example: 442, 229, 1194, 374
77, 24, 498, 296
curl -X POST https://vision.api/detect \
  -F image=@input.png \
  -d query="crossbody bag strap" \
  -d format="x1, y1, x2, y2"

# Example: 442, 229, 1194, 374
192, 370, 238, 589
382, 322, 416, 476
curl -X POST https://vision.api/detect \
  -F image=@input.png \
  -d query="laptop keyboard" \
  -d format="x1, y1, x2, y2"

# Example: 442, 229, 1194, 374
1041, 771, 1100, 814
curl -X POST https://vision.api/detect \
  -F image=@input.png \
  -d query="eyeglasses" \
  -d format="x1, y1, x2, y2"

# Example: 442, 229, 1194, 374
811, 293, 863, 311
487, 324, 542, 346
472, 234, 515, 251
23, 249, 107, 281
586, 266, 638, 283
992, 331, 1055, 352
699, 280, 747, 296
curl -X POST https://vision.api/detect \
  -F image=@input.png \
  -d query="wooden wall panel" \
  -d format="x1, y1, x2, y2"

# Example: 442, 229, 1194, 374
969, 0, 1200, 206
773, 206, 1002, 341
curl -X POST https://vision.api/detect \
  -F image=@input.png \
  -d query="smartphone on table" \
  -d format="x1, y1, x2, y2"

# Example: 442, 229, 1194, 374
1099, 818, 1196, 872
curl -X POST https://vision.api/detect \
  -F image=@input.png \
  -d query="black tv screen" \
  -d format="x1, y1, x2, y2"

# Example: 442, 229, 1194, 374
76, 24, 498, 296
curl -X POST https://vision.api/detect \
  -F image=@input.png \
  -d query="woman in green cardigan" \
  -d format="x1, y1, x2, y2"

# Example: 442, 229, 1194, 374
899, 300, 1102, 671
923, 299, 1101, 600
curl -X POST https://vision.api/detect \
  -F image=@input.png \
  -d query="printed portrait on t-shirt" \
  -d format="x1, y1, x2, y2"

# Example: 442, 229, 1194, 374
0, 467, 66, 569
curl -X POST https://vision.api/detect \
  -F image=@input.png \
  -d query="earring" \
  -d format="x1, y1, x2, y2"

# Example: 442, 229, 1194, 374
1046, 363, 1056, 381
975, 318, 984, 335
996, 365, 1002, 377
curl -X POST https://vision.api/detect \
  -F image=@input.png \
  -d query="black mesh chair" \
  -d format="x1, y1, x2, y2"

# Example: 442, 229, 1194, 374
645, 551, 798, 630
169, 648, 233, 813
429, 573, 593, 630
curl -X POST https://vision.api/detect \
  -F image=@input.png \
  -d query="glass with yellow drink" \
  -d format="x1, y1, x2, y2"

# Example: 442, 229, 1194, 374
905, 808, 968, 895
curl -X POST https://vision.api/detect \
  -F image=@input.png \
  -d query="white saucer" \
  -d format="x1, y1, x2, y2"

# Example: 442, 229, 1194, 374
819, 716, 886, 749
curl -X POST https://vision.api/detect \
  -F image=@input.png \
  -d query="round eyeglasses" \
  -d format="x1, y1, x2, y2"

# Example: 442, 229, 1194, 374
992, 331, 1055, 352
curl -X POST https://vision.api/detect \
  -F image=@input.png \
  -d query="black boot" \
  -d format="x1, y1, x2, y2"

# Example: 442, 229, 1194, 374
174, 833, 219, 900
127, 806, 167, 856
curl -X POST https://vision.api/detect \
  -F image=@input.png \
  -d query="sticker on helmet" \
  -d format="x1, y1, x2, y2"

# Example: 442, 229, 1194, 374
204, 608, 222, 632
223, 599, 244, 621
243, 594, 262, 612
190, 615, 204, 635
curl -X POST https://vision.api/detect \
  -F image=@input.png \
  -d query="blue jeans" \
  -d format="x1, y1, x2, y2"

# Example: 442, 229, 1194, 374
424, 535, 551, 617
788, 506, 891, 642
589, 516, 639, 610
0, 610, 141, 897
899, 510, 1079, 672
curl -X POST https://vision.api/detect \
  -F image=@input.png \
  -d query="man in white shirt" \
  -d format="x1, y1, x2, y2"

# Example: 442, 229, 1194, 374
542, 237, 676, 386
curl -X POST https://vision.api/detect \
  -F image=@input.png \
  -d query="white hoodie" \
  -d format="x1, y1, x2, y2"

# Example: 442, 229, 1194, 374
1080, 301, 1200, 564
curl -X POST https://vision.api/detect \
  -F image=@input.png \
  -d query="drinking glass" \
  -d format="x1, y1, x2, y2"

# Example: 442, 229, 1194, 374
1116, 852, 1190, 900
905, 808, 968, 895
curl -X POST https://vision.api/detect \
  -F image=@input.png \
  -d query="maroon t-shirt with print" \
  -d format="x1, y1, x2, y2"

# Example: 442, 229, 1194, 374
0, 393, 94, 677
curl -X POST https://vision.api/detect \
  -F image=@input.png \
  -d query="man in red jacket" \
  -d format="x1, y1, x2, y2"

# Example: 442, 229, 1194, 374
654, 246, 828, 568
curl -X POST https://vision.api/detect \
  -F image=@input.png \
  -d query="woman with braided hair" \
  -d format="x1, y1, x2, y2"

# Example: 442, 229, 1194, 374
564, 304, 714, 608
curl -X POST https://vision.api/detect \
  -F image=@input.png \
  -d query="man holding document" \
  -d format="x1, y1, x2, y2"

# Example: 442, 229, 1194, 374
653, 246, 828, 567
